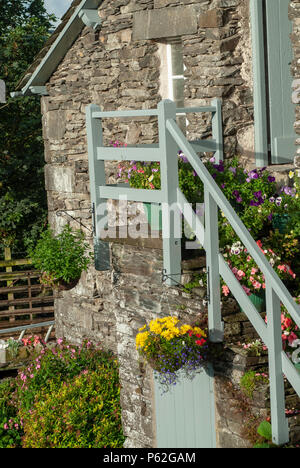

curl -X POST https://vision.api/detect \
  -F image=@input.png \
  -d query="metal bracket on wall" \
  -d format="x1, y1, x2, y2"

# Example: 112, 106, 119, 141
56, 209, 93, 235
161, 269, 182, 287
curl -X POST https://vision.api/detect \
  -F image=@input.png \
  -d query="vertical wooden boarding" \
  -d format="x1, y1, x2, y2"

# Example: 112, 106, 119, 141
250, 0, 269, 167
86, 104, 110, 271
154, 367, 216, 448
204, 189, 224, 342
265, 0, 296, 164
266, 285, 289, 445
158, 100, 181, 286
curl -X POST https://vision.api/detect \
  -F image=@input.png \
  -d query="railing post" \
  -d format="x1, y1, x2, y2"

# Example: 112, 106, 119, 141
266, 285, 289, 445
86, 104, 110, 271
204, 188, 224, 342
158, 100, 182, 286
211, 98, 223, 164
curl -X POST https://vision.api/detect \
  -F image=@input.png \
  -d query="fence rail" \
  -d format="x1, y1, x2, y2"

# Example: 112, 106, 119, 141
86, 98, 300, 446
0, 248, 54, 338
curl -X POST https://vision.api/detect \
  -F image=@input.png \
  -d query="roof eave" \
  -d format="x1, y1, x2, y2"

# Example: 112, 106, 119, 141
12, 0, 102, 97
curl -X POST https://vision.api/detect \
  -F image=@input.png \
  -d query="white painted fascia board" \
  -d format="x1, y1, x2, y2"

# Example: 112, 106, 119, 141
17, 0, 102, 97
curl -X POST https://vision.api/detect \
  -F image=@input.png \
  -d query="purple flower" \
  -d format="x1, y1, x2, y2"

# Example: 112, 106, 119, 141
213, 163, 224, 173
233, 190, 243, 204
268, 176, 276, 183
268, 214, 273, 221
281, 186, 296, 197
269, 197, 275, 203
254, 191, 262, 199
229, 167, 237, 175
275, 197, 282, 206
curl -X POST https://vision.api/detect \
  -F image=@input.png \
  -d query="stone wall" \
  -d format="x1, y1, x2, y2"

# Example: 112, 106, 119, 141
54, 233, 299, 448
40, 0, 300, 448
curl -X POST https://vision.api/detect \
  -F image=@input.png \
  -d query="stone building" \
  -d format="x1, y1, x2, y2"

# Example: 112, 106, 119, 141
12, 0, 300, 448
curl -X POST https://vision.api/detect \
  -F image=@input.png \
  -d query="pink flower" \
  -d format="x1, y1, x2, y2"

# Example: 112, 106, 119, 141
3, 423, 8, 430
237, 270, 245, 278
222, 285, 230, 296
242, 285, 251, 296
288, 332, 298, 346
251, 267, 258, 275
57, 338, 63, 345
284, 317, 293, 329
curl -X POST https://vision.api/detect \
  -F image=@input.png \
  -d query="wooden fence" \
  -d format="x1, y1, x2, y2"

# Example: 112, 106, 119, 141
0, 247, 55, 338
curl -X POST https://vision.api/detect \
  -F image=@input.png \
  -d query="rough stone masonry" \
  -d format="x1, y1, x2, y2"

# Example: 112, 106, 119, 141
38, 0, 300, 448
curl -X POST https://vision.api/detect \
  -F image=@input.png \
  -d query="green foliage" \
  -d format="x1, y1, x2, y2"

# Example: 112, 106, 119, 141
117, 151, 202, 205
240, 371, 269, 399
0, 340, 125, 448
20, 368, 124, 448
257, 420, 272, 441
6, 338, 21, 359
0, 1, 55, 250
28, 225, 93, 286
0, 379, 21, 448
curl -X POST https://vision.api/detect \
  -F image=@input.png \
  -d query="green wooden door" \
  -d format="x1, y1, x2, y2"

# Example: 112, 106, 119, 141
265, 0, 296, 164
154, 366, 216, 448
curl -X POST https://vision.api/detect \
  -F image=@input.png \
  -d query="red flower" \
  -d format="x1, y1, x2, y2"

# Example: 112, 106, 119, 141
195, 338, 206, 346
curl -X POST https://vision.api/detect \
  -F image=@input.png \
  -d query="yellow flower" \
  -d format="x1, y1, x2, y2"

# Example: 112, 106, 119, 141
193, 326, 207, 338
180, 324, 192, 335
149, 319, 163, 335
289, 170, 294, 179
136, 331, 150, 350
139, 325, 147, 332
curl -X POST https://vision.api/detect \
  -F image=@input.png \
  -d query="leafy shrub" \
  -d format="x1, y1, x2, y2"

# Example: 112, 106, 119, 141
0, 379, 21, 448
0, 340, 125, 448
20, 367, 124, 448
28, 225, 93, 287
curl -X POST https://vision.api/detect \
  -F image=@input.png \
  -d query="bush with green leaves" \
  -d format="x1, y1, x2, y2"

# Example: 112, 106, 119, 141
20, 367, 124, 448
0, 339, 125, 448
28, 225, 93, 287
0, 379, 21, 449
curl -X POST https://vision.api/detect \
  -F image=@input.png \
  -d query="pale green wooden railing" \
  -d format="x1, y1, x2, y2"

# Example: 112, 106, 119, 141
86, 99, 300, 446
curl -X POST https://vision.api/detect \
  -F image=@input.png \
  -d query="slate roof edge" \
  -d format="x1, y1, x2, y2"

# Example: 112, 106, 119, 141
12, 0, 103, 96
